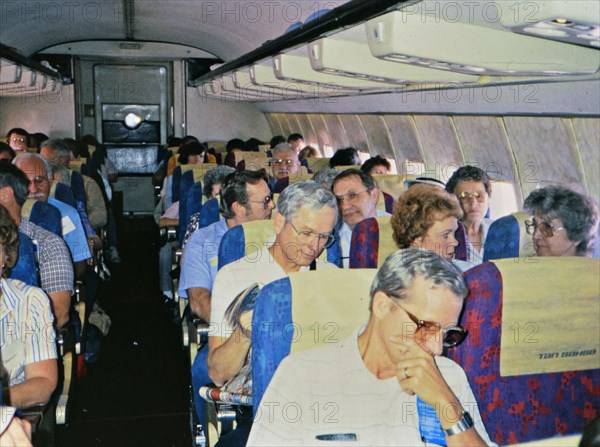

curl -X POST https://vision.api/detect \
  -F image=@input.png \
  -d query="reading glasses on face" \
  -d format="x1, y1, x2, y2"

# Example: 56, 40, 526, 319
247, 193, 274, 209
457, 191, 486, 203
287, 220, 335, 249
335, 189, 370, 203
525, 218, 564, 238
272, 159, 295, 165
387, 295, 467, 348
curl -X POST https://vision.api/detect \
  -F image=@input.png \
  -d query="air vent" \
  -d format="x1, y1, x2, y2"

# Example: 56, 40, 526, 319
119, 42, 141, 50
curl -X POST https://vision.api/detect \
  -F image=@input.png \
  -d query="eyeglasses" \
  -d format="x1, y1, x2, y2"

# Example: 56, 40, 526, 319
287, 220, 335, 249
272, 159, 296, 166
334, 189, 370, 203
457, 191, 487, 203
387, 296, 467, 348
247, 193, 274, 210
29, 175, 48, 186
525, 218, 565, 238
10, 137, 26, 143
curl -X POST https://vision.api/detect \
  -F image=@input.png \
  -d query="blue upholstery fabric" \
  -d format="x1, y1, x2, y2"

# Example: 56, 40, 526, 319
251, 278, 293, 415
181, 182, 204, 236
483, 214, 520, 261
171, 165, 183, 204
69, 170, 86, 206
349, 218, 380, 269
10, 232, 39, 286
25, 200, 62, 236
218, 225, 245, 270
449, 262, 599, 444
52, 182, 77, 209
382, 191, 394, 214
199, 198, 220, 230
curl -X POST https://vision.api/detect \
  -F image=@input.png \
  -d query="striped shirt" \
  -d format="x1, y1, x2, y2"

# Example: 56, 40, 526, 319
0, 279, 57, 387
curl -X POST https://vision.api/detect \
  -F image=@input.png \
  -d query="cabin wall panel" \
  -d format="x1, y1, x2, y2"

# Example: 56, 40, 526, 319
381, 115, 423, 165
359, 115, 395, 159
0, 85, 76, 139
276, 114, 294, 137
185, 90, 270, 141
322, 115, 350, 149
308, 114, 334, 155
452, 116, 521, 200
413, 115, 463, 182
264, 114, 283, 139
503, 117, 583, 200
338, 115, 368, 152
294, 114, 318, 148
286, 115, 302, 138
572, 118, 600, 203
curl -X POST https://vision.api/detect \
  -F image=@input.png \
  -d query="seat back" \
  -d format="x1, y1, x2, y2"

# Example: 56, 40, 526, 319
10, 232, 39, 286
234, 152, 269, 171
21, 199, 62, 236
49, 182, 77, 209
307, 158, 330, 172
375, 190, 394, 213
450, 257, 600, 444
218, 220, 340, 270
483, 212, 533, 261
180, 180, 203, 241
198, 197, 221, 229
349, 216, 394, 269
252, 268, 376, 414
373, 174, 412, 201
454, 220, 468, 261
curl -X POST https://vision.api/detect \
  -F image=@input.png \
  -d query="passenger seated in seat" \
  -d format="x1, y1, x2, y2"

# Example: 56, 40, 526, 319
271, 142, 301, 183
332, 169, 388, 268
207, 181, 338, 446
248, 249, 495, 446
391, 183, 472, 271
329, 147, 361, 168
6, 129, 29, 154
180, 169, 274, 321
0, 143, 16, 163
361, 155, 391, 176
445, 166, 493, 265
524, 185, 599, 257
0, 205, 58, 409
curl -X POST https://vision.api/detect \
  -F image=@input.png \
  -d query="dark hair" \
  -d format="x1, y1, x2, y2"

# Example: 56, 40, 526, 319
226, 138, 245, 153
524, 186, 599, 256
181, 135, 199, 146
445, 165, 492, 195
299, 146, 320, 161
202, 165, 235, 199
81, 134, 99, 147
0, 203, 19, 277
287, 133, 303, 143
0, 163, 29, 207
63, 138, 90, 159
245, 137, 265, 152
177, 141, 206, 164
6, 128, 29, 143
329, 147, 360, 168
220, 169, 269, 219
331, 169, 377, 192
29, 132, 49, 150
0, 142, 16, 161
361, 156, 391, 175
270, 135, 286, 148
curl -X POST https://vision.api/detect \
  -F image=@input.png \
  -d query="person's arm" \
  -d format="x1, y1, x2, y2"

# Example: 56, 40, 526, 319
47, 290, 71, 329
187, 287, 211, 321
207, 309, 253, 386
6, 360, 58, 409
159, 217, 179, 228
393, 336, 489, 447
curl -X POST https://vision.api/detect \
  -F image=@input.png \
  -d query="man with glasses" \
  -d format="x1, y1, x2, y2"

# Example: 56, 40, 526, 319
524, 185, 598, 257
332, 169, 388, 267
249, 249, 495, 447
6, 129, 29, 153
271, 142, 301, 183
207, 181, 338, 446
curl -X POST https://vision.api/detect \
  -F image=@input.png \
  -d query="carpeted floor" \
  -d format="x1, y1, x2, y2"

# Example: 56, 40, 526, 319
55, 216, 192, 447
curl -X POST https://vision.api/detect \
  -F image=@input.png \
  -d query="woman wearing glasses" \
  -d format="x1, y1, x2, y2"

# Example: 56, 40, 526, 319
445, 166, 492, 265
524, 186, 599, 257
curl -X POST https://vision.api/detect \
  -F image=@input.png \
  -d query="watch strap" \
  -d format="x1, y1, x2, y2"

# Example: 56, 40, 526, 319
443, 411, 474, 436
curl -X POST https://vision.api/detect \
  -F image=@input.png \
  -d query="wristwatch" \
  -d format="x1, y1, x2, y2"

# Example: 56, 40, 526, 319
443, 411, 474, 436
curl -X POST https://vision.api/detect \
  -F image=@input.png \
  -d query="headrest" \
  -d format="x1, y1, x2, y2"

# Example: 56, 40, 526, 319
493, 256, 599, 376
307, 158, 331, 172
289, 269, 376, 353
373, 174, 411, 200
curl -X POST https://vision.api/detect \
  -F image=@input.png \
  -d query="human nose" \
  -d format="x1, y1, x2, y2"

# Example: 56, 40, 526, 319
448, 233, 458, 247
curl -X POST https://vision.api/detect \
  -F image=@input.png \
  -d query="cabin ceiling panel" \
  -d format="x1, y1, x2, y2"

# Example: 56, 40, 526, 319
294, 114, 318, 148
321, 115, 350, 150
452, 116, 517, 183
358, 115, 394, 159
503, 116, 584, 200
381, 116, 423, 164
412, 115, 463, 178
571, 118, 600, 203
338, 115, 368, 152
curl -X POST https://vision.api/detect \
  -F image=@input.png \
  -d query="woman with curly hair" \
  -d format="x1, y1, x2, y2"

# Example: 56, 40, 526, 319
0, 205, 58, 409
391, 183, 472, 271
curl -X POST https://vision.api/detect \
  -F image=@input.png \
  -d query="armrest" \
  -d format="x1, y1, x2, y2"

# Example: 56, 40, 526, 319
159, 225, 178, 245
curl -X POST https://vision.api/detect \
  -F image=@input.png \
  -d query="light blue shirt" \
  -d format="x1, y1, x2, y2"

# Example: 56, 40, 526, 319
48, 197, 92, 262
178, 219, 228, 298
